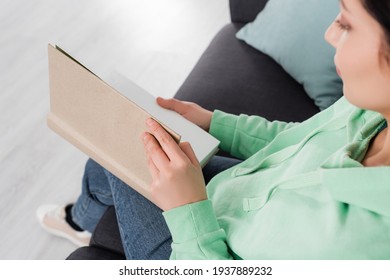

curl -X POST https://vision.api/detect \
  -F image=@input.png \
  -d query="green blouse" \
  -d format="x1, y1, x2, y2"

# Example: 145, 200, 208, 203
163, 97, 390, 259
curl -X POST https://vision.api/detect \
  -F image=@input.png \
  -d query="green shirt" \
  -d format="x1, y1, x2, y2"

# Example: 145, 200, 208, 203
163, 97, 390, 259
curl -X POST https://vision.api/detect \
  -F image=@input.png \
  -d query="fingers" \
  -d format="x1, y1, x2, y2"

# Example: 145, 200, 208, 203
143, 118, 200, 180
142, 132, 170, 172
147, 156, 159, 179
179, 142, 200, 167
156, 97, 175, 110
156, 97, 188, 115
146, 118, 186, 161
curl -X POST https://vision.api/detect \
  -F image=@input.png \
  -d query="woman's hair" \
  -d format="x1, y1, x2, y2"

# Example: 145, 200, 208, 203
360, 0, 390, 64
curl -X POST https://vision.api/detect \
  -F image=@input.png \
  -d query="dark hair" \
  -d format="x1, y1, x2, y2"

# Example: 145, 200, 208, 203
360, 0, 390, 64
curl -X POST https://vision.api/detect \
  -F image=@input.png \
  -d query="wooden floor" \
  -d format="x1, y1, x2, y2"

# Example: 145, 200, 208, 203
0, 0, 229, 259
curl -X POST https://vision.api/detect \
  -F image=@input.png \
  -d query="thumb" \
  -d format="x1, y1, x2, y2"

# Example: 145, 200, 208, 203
157, 97, 187, 115
179, 142, 200, 167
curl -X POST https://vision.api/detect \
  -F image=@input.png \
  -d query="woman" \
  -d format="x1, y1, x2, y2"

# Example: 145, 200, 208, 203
38, 0, 390, 259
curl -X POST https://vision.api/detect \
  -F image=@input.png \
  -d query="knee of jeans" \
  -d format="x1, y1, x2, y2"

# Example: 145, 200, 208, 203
103, 168, 112, 179
103, 169, 138, 199
86, 159, 113, 181
85, 158, 102, 173
103, 168, 122, 187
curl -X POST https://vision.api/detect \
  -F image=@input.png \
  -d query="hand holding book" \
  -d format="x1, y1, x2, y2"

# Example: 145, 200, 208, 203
143, 118, 207, 211
156, 97, 213, 132
47, 44, 220, 204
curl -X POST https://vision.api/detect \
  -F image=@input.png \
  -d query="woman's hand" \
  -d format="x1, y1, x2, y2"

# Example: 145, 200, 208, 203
143, 118, 207, 211
157, 97, 213, 131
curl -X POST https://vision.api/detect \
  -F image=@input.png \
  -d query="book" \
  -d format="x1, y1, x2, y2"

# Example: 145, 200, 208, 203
47, 44, 220, 202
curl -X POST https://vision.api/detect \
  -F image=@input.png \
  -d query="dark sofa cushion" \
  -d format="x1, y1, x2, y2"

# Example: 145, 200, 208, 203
174, 23, 319, 123
229, 0, 269, 23
67, 245, 125, 260
91, 206, 125, 255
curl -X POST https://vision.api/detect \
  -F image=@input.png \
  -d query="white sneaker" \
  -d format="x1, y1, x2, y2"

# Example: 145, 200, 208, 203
36, 204, 91, 247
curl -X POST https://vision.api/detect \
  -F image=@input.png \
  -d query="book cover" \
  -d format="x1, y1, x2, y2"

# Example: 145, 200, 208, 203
47, 44, 219, 202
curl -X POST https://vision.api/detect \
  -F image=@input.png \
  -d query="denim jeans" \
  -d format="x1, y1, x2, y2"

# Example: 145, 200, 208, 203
71, 155, 242, 259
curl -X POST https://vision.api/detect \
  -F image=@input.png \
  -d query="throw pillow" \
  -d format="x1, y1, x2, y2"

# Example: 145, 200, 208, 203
236, 0, 342, 110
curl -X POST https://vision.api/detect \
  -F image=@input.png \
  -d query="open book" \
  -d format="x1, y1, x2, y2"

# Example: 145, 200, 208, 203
47, 44, 219, 202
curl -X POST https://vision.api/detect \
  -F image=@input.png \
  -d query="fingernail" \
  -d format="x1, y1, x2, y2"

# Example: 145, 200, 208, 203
146, 118, 154, 126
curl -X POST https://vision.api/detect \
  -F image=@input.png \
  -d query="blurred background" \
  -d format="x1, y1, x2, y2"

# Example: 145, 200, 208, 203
0, 0, 229, 259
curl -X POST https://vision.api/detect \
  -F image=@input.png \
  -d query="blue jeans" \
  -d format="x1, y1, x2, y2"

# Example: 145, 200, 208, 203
71, 156, 242, 260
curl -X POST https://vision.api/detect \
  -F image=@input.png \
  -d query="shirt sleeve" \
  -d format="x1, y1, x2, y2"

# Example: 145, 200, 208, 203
209, 110, 298, 159
163, 200, 233, 260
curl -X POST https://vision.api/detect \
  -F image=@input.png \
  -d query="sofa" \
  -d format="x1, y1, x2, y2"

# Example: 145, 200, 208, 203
66, 0, 321, 260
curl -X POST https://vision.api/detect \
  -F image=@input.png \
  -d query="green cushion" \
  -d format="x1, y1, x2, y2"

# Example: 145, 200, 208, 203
236, 0, 342, 110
